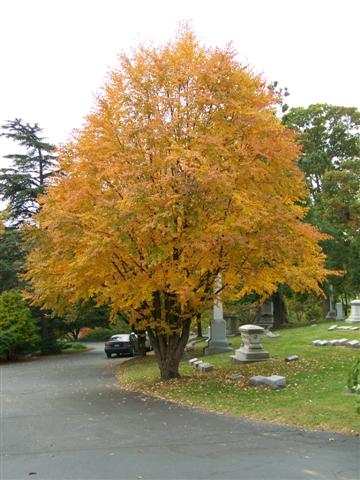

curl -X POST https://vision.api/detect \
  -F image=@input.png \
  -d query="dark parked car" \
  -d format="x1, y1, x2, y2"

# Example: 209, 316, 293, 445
104, 334, 137, 358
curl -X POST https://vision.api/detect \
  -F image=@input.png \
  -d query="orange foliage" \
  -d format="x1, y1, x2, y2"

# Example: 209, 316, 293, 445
25, 30, 329, 375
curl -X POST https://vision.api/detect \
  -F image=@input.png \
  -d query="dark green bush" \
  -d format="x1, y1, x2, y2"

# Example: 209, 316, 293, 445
0, 290, 40, 359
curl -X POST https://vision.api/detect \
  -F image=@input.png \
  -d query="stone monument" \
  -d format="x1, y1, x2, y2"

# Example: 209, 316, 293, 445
230, 324, 269, 363
335, 302, 344, 321
325, 285, 337, 320
345, 299, 360, 324
224, 313, 240, 336
257, 299, 274, 330
204, 275, 232, 355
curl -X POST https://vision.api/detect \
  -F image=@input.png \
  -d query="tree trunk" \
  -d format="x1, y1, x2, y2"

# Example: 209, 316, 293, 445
323, 297, 330, 318
272, 291, 288, 328
148, 318, 191, 380
196, 313, 203, 338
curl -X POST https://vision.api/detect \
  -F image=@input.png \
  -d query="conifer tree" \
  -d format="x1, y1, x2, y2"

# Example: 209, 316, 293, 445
0, 118, 57, 225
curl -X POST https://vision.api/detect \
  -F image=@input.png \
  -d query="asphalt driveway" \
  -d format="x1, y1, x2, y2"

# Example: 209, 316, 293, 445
1, 344, 359, 480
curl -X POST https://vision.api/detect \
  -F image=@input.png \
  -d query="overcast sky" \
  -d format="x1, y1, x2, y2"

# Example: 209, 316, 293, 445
0, 0, 359, 167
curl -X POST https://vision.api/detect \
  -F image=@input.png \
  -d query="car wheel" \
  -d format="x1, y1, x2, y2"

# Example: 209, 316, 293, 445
129, 347, 135, 357
106, 353, 112, 358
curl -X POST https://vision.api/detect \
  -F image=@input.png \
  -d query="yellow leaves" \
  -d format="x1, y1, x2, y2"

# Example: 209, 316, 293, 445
24, 28, 330, 328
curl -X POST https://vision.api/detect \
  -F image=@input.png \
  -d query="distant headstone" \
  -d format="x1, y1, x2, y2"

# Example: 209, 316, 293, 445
336, 303, 344, 321
185, 343, 194, 351
285, 355, 299, 362
204, 274, 233, 355
224, 313, 240, 336
328, 340, 340, 346
345, 300, 360, 324
337, 338, 349, 346
328, 325, 338, 331
312, 340, 329, 346
257, 299, 274, 331
326, 285, 337, 320
346, 340, 360, 348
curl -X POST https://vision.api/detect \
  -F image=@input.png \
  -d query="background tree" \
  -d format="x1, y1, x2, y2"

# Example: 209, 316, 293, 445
283, 104, 360, 308
0, 119, 59, 352
0, 226, 23, 292
1, 118, 57, 225
58, 301, 112, 341
26, 30, 330, 379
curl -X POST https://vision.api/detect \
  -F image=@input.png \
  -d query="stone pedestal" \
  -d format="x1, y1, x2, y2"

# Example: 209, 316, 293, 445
345, 300, 360, 324
230, 324, 269, 364
204, 275, 232, 355
335, 302, 344, 321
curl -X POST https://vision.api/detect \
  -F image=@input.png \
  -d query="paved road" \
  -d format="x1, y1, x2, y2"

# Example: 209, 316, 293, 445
1, 344, 359, 480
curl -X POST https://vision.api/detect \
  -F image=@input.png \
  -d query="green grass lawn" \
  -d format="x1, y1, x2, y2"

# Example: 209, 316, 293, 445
117, 322, 360, 435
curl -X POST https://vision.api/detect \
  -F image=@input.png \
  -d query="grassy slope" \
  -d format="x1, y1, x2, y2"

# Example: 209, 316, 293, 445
117, 322, 360, 435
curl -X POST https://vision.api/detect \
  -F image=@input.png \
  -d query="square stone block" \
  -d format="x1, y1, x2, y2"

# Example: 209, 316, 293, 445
193, 360, 204, 368
188, 358, 199, 366
198, 362, 214, 372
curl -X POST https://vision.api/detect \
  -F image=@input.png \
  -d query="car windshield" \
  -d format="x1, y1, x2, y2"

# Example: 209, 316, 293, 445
110, 334, 130, 341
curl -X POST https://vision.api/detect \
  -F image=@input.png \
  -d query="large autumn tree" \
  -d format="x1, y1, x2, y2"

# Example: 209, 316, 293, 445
26, 30, 329, 379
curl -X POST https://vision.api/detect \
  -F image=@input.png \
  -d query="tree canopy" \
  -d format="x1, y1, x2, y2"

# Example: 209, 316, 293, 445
283, 104, 360, 302
26, 30, 330, 379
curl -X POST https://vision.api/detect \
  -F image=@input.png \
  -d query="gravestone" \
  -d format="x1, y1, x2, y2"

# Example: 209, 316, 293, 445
336, 303, 344, 321
263, 375, 286, 389
189, 358, 199, 366
345, 299, 360, 324
325, 285, 337, 320
285, 355, 299, 362
257, 299, 274, 331
250, 375, 267, 386
204, 275, 232, 355
224, 313, 240, 336
198, 362, 214, 372
230, 324, 269, 363
193, 360, 203, 368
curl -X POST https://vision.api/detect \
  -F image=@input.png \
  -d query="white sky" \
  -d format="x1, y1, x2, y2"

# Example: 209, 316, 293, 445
0, 0, 359, 167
